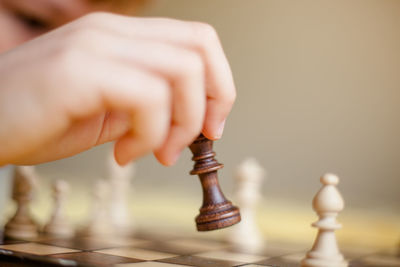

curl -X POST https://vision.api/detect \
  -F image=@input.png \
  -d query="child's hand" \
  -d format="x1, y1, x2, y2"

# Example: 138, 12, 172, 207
0, 13, 236, 166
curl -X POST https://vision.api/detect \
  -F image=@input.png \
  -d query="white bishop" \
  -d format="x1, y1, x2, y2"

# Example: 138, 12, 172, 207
301, 173, 348, 267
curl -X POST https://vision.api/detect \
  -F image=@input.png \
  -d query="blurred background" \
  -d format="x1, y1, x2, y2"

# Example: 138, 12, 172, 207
1, 0, 399, 249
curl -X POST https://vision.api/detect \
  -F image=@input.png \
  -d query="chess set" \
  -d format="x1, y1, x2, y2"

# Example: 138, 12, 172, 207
0, 229, 399, 266
0, 135, 399, 267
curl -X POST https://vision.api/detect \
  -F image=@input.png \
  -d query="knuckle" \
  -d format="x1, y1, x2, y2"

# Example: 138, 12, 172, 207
180, 50, 204, 76
192, 22, 219, 45
64, 26, 102, 47
78, 12, 111, 26
213, 87, 236, 107
65, 12, 112, 44
225, 89, 237, 106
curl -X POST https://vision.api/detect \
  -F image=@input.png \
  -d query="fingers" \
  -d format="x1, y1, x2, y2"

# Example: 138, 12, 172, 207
58, 53, 172, 165
95, 111, 130, 145
117, 41, 206, 165
95, 64, 172, 165
120, 41, 206, 165
68, 31, 207, 165
73, 13, 236, 140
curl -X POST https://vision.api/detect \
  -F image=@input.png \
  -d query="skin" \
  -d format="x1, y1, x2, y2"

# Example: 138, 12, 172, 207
0, 0, 236, 167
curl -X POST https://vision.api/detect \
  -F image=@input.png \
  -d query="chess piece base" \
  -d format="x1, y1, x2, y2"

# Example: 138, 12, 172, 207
228, 223, 264, 253
113, 225, 135, 236
301, 257, 348, 267
43, 223, 74, 238
4, 220, 38, 240
196, 204, 240, 231
77, 223, 114, 238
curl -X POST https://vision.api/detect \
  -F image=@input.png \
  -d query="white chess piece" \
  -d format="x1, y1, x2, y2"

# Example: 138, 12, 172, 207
301, 173, 348, 267
80, 179, 113, 237
43, 180, 73, 238
4, 166, 39, 240
107, 152, 135, 234
228, 158, 265, 252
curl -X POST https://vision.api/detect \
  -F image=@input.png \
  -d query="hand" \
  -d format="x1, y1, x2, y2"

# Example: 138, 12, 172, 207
0, 12, 236, 166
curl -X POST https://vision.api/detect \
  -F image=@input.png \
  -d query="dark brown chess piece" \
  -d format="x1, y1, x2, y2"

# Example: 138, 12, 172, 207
189, 134, 241, 231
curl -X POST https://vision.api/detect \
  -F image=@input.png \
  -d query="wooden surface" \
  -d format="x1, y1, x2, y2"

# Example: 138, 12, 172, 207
0, 230, 398, 267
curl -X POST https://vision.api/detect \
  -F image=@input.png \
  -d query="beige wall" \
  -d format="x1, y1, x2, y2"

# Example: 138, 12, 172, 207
17, 0, 400, 219
140, 0, 400, 210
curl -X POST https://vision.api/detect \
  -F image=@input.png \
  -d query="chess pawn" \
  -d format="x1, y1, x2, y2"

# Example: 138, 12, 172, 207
189, 134, 241, 231
301, 173, 348, 267
107, 153, 135, 234
228, 158, 265, 252
4, 166, 39, 240
43, 180, 73, 238
79, 179, 113, 237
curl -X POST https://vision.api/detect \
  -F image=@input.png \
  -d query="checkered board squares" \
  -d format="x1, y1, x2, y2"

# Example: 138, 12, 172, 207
39, 237, 152, 251
158, 255, 244, 267
96, 247, 177, 261
116, 262, 190, 267
193, 249, 267, 263
135, 238, 229, 255
162, 238, 228, 253
0, 242, 78, 255
50, 251, 142, 265
0, 234, 398, 267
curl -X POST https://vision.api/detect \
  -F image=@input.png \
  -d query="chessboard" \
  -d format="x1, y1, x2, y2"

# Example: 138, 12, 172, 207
0, 231, 399, 267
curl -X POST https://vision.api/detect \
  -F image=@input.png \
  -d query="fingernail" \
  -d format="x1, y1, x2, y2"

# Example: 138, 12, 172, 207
215, 120, 226, 139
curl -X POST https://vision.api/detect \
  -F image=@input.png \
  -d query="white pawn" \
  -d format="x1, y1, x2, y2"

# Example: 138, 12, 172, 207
227, 158, 265, 252
301, 173, 348, 267
4, 166, 39, 240
79, 179, 113, 237
107, 153, 135, 234
43, 180, 73, 238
